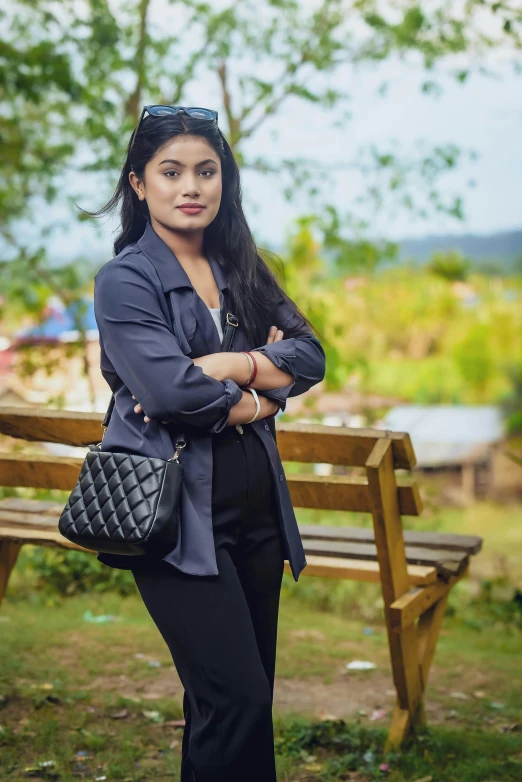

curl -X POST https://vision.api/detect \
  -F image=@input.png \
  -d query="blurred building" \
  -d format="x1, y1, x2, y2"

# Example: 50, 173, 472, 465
379, 404, 520, 502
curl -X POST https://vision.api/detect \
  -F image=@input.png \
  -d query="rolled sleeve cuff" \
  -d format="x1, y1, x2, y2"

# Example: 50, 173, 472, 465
207, 377, 244, 434
251, 340, 297, 412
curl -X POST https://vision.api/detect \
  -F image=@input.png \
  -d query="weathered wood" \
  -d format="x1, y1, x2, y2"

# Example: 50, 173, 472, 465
299, 524, 482, 555
0, 526, 92, 552
288, 474, 422, 516
366, 439, 424, 740
301, 539, 469, 579
0, 407, 104, 448
417, 592, 452, 693
0, 498, 65, 514
0, 455, 423, 514
288, 556, 437, 585
0, 453, 86, 491
0, 409, 416, 469
388, 564, 469, 631
276, 423, 417, 469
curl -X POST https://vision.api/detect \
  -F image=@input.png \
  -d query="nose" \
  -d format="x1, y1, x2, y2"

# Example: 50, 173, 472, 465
182, 173, 201, 197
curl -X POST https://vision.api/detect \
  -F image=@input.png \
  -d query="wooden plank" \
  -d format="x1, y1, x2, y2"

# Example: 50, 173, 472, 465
289, 556, 437, 585
288, 474, 422, 515
0, 526, 94, 553
417, 593, 452, 692
0, 500, 482, 555
0, 498, 64, 514
276, 423, 416, 469
302, 539, 469, 578
0, 455, 422, 515
0, 527, 438, 586
389, 564, 469, 631
0, 409, 416, 470
0, 408, 104, 448
299, 524, 482, 555
0, 453, 85, 491
366, 439, 424, 726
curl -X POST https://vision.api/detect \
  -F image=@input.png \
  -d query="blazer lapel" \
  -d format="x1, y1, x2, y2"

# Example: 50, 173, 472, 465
137, 222, 232, 357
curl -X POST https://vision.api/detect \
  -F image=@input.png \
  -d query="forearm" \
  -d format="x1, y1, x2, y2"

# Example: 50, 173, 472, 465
224, 352, 294, 391
226, 389, 278, 426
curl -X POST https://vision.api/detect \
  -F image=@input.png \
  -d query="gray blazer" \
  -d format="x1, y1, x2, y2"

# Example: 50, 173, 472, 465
93, 221, 326, 581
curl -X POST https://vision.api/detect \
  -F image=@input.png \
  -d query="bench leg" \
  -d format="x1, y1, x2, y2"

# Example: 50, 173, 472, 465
366, 440, 425, 753
0, 540, 22, 608
417, 592, 450, 692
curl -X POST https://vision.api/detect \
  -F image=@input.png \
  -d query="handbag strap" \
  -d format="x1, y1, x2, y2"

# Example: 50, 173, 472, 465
101, 308, 239, 448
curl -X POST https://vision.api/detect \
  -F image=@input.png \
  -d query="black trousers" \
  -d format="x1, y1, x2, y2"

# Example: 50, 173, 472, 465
131, 423, 285, 782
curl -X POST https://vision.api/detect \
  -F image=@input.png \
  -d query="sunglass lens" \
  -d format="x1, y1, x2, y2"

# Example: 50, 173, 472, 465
149, 106, 179, 116
185, 108, 216, 120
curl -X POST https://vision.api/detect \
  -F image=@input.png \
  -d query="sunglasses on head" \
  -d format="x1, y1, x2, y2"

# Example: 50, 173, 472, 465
128, 105, 218, 164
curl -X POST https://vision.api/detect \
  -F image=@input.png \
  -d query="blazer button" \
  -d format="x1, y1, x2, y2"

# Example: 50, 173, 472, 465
279, 474, 284, 481
264, 423, 269, 431
197, 475, 206, 481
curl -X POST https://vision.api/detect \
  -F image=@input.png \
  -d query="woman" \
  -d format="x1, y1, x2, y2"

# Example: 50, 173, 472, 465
90, 105, 326, 781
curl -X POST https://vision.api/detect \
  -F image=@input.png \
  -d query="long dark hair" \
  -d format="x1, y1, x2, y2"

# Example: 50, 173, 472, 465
84, 112, 322, 346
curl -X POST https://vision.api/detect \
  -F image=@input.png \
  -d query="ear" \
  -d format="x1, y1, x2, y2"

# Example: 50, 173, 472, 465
129, 170, 146, 201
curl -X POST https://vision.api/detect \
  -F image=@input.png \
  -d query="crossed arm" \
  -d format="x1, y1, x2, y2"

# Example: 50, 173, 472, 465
95, 259, 326, 434
134, 327, 293, 424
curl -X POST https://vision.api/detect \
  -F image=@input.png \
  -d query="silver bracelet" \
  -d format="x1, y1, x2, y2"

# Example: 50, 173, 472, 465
244, 387, 261, 423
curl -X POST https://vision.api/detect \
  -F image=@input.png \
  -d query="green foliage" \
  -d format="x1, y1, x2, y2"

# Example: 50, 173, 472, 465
16, 546, 135, 600
428, 249, 471, 281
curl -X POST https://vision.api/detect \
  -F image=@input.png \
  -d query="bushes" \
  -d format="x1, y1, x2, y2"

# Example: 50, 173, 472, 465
12, 546, 135, 599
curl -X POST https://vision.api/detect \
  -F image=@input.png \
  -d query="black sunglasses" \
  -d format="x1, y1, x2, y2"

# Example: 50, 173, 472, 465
128, 105, 219, 164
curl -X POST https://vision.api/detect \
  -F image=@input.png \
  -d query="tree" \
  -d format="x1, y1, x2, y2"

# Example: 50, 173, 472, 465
1, 0, 520, 402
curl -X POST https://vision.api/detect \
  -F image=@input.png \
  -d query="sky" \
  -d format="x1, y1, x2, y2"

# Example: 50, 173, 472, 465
24, 7, 522, 264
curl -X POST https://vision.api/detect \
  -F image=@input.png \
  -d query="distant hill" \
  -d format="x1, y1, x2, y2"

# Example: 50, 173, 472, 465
398, 229, 522, 272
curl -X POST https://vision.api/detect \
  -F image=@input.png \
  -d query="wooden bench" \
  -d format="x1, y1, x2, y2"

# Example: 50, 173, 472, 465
0, 407, 483, 751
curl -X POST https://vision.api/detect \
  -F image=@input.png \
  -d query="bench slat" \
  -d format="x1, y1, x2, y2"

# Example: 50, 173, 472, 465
0, 411, 416, 470
299, 524, 483, 555
0, 527, 438, 586
284, 556, 437, 585
302, 538, 469, 578
0, 459, 422, 516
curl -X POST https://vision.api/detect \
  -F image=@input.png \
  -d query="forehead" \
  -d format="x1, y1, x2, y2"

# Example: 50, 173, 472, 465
152, 134, 219, 164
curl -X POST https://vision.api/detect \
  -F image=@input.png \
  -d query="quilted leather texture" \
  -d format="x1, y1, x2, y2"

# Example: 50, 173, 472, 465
59, 446, 182, 557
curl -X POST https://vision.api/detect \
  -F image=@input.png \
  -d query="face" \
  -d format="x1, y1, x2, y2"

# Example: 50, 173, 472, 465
129, 135, 222, 233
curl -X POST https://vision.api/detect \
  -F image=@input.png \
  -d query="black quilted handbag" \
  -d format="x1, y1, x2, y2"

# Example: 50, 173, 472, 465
58, 310, 239, 558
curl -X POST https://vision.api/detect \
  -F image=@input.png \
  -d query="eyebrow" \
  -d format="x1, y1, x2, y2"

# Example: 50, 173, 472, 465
158, 158, 218, 167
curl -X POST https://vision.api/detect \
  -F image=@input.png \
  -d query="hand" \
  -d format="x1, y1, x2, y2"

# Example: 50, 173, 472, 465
132, 325, 285, 424
266, 325, 284, 344
132, 395, 167, 425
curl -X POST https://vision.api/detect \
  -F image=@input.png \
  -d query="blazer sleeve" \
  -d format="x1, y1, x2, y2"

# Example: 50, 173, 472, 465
94, 260, 243, 434
250, 293, 326, 412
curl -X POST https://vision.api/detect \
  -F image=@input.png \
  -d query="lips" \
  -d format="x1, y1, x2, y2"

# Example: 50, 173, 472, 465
177, 205, 205, 214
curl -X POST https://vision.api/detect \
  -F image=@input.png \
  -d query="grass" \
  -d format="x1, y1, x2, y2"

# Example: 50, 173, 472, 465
1, 501, 522, 779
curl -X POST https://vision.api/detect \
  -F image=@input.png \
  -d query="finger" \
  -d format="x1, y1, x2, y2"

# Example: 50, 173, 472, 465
134, 403, 142, 413
144, 416, 151, 423
267, 325, 277, 343
275, 329, 283, 341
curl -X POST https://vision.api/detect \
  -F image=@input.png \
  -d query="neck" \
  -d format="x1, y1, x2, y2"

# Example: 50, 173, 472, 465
150, 216, 205, 264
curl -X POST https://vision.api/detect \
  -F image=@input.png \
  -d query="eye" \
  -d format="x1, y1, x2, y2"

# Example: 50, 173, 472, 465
164, 170, 179, 178
199, 169, 215, 177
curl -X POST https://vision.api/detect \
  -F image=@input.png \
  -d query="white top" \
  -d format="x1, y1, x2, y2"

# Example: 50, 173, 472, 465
206, 305, 223, 344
